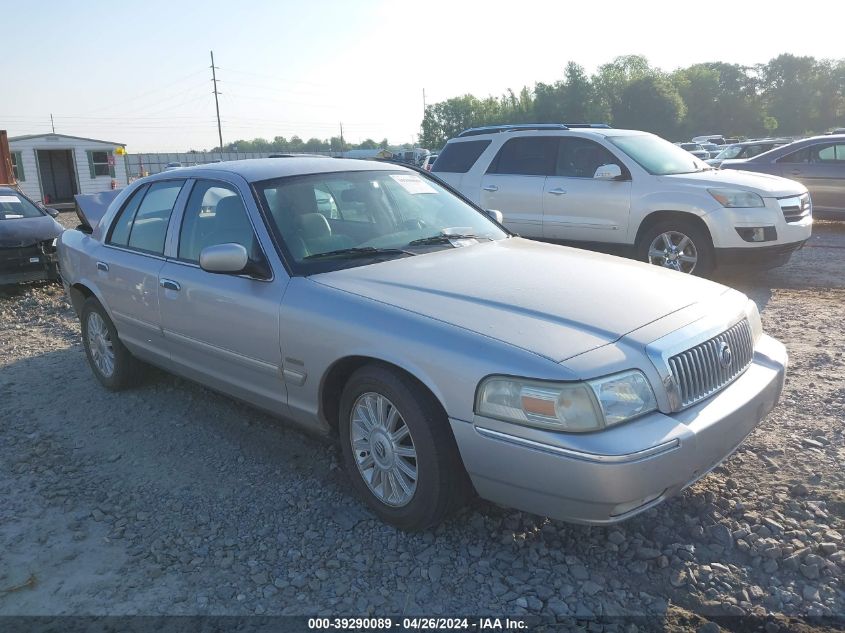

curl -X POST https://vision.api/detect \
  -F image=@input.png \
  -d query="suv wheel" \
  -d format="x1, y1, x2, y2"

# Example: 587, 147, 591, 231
338, 364, 469, 531
638, 220, 714, 276
81, 297, 144, 390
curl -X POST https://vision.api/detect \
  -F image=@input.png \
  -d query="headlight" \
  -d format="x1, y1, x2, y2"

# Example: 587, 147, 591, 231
475, 371, 657, 432
708, 188, 765, 208
744, 300, 763, 344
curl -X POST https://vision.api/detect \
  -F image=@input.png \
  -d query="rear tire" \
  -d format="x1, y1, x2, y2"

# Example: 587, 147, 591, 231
80, 297, 144, 390
637, 218, 714, 276
338, 364, 469, 531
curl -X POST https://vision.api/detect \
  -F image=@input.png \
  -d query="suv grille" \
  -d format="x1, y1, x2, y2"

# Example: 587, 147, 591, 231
669, 320, 754, 408
779, 193, 811, 223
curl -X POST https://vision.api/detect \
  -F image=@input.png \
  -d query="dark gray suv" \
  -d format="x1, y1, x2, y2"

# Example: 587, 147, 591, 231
721, 135, 845, 218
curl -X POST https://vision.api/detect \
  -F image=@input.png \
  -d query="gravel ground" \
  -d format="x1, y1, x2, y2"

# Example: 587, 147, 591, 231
0, 215, 843, 631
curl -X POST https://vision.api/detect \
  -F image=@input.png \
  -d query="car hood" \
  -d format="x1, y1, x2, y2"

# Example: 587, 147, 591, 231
660, 168, 802, 197
0, 215, 64, 248
310, 238, 728, 362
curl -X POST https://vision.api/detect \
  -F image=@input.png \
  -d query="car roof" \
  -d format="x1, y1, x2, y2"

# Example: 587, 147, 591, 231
143, 157, 410, 183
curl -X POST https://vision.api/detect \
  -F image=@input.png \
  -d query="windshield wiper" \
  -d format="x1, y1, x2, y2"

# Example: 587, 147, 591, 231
303, 246, 416, 260
407, 233, 489, 246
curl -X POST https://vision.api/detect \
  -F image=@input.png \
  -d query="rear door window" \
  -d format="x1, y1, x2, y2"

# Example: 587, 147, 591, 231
108, 185, 148, 247
487, 137, 558, 176
431, 140, 491, 173
122, 180, 184, 255
816, 144, 845, 162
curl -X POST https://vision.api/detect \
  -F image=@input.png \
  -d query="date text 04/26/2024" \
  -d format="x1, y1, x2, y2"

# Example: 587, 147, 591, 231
307, 617, 527, 630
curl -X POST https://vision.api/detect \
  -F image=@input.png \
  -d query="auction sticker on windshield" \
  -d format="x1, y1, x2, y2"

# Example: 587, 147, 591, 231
0, 196, 23, 204
390, 174, 437, 194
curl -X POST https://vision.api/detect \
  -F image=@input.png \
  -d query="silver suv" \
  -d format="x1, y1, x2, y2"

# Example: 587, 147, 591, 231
59, 157, 787, 530
433, 124, 812, 275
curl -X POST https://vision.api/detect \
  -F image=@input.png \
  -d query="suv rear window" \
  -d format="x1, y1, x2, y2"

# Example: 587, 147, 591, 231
431, 140, 491, 173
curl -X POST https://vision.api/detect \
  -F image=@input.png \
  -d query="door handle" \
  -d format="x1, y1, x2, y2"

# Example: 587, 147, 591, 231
96, 261, 109, 272
548, 188, 567, 195
482, 185, 499, 192
790, 170, 802, 175
160, 279, 181, 292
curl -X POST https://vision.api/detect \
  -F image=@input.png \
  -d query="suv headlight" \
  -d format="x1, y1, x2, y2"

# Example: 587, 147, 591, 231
708, 188, 765, 208
475, 370, 657, 432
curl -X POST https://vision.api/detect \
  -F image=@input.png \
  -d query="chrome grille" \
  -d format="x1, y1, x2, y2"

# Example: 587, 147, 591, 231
778, 193, 811, 223
668, 319, 754, 408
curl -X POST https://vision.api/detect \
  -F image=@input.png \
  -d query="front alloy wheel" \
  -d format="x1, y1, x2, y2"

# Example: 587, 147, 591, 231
647, 231, 698, 274
350, 392, 418, 507
338, 365, 470, 530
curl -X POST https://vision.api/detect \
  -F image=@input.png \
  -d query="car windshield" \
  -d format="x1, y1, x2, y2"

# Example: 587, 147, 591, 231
715, 145, 744, 160
0, 192, 45, 220
255, 170, 508, 273
610, 135, 709, 175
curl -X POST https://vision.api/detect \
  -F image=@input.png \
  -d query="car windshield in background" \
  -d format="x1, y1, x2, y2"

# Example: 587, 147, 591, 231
715, 145, 743, 160
255, 170, 507, 272
611, 135, 709, 175
0, 192, 44, 220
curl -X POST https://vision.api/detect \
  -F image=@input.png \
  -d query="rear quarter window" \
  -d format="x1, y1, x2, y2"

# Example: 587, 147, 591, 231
431, 140, 491, 173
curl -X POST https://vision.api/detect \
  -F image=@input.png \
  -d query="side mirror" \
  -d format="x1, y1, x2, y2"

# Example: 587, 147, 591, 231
45, 207, 60, 218
485, 209, 504, 224
199, 243, 249, 274
593, 164, 623, 180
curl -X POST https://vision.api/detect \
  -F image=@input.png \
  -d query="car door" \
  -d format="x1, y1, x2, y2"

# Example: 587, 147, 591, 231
96, 179, 187, 366
478, 136, 557, 237
157, 178, 290, 413
542, 137, 632, 243
805, 143, 845, 212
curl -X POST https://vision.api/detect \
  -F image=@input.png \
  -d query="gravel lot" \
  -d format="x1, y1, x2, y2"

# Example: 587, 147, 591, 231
1, 215, 843, 631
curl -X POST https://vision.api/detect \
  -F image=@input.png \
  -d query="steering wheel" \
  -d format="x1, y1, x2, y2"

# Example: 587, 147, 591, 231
398, 218, 427, 231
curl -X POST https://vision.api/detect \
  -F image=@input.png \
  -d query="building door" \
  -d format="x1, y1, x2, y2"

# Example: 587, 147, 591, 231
36, 149, 78, 204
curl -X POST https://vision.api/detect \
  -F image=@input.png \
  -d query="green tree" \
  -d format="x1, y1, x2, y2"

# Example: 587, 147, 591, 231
612, 76, 686, 139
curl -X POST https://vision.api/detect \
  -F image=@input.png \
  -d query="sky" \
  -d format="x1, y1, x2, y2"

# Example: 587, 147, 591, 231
3, 0, 843, 152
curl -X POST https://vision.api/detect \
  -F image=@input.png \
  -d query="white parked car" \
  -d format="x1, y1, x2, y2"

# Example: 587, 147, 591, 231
433, 124, 813, 275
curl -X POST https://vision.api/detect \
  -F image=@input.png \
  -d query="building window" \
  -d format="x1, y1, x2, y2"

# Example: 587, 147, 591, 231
10, 152, 25, 181
87, 150, 114, 178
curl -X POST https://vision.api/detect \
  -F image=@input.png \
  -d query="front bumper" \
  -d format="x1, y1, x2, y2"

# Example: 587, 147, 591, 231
705, 197, 812, 267
716, 240, 806, 269
0, 251, 59, 285
451, 335, 787, 524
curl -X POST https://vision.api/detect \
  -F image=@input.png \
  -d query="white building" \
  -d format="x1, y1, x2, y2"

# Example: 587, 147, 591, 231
9, 133, 128, 207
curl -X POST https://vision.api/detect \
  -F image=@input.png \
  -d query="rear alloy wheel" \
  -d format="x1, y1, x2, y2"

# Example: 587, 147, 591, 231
80, 297, 144, 390
338, 364, 470, 531
638, 220, 714, 276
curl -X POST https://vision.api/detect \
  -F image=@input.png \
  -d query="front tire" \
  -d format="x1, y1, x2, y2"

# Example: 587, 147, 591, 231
637, 219, 714, 276
338, 365, 469, 531
80, 297, 144, 390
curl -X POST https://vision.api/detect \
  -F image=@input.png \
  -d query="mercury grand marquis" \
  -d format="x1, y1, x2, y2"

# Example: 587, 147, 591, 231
58, 157, 787, 530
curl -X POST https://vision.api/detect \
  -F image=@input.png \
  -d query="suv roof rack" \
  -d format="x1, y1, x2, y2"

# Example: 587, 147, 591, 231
457, 123, 610, 137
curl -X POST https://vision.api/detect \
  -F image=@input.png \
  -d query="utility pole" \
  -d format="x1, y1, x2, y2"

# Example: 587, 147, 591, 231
210, 50, 224, 156
339, 122, 345, 156
422, 88, 426, 118
50, 114, 55, 134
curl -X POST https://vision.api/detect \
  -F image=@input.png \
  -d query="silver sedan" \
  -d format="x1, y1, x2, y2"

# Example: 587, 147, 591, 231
58, 158, 787, 530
